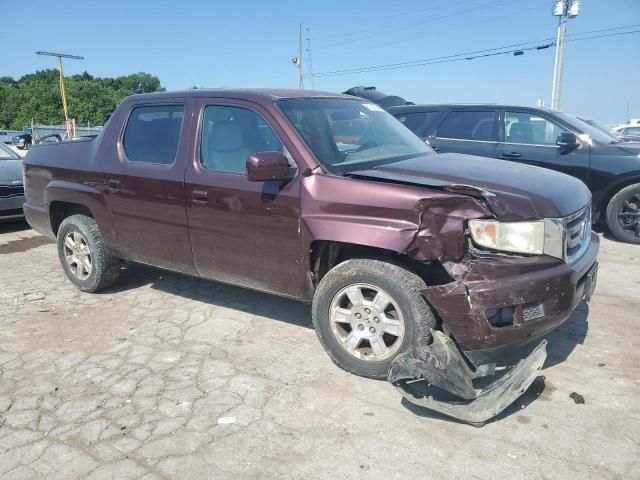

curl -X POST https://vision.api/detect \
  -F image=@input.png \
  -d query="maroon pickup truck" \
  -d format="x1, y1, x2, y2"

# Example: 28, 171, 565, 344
23, 89, 599, 423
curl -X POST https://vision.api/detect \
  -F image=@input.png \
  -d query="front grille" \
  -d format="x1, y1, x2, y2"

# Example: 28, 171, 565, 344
564, 205, 591, 263
0, 184, 24, 198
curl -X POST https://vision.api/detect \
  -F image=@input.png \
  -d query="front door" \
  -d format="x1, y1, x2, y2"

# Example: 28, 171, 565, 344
497, 110, 591, 186
184, 99, 304, 298
105, 101, 196, 274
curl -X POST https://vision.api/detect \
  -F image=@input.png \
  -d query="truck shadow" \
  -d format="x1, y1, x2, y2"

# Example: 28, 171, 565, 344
104, 262, 313, 329
543, 301, 589, 368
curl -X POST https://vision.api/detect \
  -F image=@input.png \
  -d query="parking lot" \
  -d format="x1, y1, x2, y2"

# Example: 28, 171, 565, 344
0, 222, 638, 479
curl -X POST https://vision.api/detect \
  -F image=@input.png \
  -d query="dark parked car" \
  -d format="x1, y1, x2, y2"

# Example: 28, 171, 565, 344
0, 142, 25, 222
12, 129, 33, 150
389, 104, 640, 243
23, 89, 599, 423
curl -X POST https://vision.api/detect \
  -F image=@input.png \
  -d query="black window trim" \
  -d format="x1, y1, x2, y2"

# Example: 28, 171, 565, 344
196, 102, 296, 178
120, 102, 187, 167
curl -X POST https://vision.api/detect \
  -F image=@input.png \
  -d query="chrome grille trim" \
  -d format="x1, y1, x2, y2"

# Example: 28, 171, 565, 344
543, 204, 591, 264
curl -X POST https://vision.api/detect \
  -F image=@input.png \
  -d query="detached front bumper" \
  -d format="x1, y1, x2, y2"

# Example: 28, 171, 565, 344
421, 233, 599, 364
389, 331, 547, 424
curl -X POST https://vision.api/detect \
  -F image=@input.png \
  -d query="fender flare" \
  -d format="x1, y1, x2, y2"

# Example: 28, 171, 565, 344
44, 180, 117, 247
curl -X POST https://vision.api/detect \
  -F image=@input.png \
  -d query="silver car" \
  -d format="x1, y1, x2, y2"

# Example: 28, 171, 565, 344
0, 143, 25, 222
0, 130, 14, 144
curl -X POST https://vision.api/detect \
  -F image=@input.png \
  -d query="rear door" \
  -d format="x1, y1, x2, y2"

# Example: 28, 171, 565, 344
427, 108, 499, 158
104, 100, 197, 274
184, 98, 304, 298
498, 109, 590, 185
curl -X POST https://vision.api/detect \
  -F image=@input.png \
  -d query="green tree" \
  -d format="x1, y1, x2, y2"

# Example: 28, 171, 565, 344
0, 70, 164, 129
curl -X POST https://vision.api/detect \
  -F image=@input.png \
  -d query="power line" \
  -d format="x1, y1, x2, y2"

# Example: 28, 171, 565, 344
314, 0, 483, 41
313, 1, 539, 62
306, 25, 640, 78
314, 0, 525, 51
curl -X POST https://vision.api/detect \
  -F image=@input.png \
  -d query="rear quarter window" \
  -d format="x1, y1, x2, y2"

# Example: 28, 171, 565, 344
123, 105, 185, 164
395, 111, 436, 134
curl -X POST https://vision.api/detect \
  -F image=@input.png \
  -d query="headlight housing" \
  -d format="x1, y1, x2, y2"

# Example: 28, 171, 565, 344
468, 219, 545, 255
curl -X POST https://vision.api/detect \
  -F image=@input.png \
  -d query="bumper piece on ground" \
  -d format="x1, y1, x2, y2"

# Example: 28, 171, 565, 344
388, 330, 547, 425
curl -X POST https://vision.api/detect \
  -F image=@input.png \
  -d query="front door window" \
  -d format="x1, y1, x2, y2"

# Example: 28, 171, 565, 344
504, 112, 568, 145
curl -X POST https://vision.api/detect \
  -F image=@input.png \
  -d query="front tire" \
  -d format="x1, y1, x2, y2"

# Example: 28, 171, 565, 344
606, 183, 640, 244
312, 258, 436, 380
57, 214, 121, 292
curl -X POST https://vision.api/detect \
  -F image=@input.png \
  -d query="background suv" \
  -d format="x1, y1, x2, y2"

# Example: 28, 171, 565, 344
388, 104, 640, 244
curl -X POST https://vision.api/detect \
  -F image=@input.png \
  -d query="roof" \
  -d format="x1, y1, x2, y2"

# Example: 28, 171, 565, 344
388, 103, 562, 113
126, 88, 355, 102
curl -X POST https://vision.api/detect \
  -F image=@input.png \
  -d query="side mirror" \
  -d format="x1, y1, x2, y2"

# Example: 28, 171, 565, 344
246, 151, 291, 182
556, 132, 579, 149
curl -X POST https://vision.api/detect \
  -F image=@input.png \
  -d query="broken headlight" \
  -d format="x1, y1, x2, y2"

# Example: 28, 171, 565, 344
468, 219, 545, 255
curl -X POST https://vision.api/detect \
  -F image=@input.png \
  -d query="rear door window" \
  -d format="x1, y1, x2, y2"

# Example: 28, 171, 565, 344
123, 105, 185, 164
436, 110, 497, 141
395, 111, 436, 134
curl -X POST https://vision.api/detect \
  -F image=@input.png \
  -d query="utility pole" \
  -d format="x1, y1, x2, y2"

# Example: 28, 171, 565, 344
36, 51, 84, 139
292, 23, 304, 89
305, 28, 315, 89
550, 0, 580, 110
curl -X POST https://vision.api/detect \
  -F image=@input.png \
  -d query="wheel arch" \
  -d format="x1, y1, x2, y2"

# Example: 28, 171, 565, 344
45, 180, 116, 246
596, 175, 640, 221
308, 239, 454, 293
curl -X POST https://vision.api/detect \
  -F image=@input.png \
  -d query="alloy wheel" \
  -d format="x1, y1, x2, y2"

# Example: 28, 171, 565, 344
63, 231, 93, 280
329, 283, 405, 361
617, 192, 640, 239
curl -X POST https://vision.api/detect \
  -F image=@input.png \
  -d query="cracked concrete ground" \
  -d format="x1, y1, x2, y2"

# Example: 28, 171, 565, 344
0, 221, 638, 479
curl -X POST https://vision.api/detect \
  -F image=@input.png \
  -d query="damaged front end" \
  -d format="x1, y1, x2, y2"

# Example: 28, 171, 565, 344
388, 331, 547, 425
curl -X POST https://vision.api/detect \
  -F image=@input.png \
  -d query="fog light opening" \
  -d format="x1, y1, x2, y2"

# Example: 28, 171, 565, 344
485, 307, 515, 327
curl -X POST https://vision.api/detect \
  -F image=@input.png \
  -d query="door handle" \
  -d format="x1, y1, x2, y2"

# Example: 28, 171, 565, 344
192, 189, 208, 206
501, 152, 522, 158
107, 178, 121, 192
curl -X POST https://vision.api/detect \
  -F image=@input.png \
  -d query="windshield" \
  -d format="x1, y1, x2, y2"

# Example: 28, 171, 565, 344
554, 112, 619, 144
0, 142, 20, 160
582, 119, 619, 141
277, 98, 431, 174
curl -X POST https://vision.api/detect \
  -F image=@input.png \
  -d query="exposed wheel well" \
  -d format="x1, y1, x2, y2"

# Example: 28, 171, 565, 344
49, 201, 94, 236
309, 240, 453, 290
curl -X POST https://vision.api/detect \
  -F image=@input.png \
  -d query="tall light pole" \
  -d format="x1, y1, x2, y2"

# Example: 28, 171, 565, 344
292, 23, 304, 89
550, 0, 580, 110
35, 51, 84, 138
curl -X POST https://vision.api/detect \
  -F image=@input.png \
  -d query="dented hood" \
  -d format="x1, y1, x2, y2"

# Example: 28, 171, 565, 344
351, 154, 591, 221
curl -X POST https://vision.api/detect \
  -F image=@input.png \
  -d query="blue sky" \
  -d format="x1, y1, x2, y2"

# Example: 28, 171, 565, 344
1, 0, 639, 123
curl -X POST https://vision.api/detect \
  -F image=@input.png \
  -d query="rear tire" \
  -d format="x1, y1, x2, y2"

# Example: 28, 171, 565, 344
312, 258, 436, 380
606, 183, 640, 244
57, 214, 121, 292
